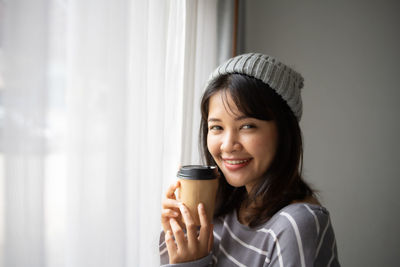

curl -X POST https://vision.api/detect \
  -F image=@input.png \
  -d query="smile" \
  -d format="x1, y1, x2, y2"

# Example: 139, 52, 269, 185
224, 159, 250, 165
222, 158, 252, 171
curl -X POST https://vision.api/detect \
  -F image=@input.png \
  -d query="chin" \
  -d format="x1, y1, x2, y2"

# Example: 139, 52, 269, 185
223, 176, 247, 188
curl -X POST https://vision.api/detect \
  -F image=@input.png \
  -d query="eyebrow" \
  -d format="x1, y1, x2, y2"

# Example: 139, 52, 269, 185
207, 118, 221, 122
208, 115, 250, 123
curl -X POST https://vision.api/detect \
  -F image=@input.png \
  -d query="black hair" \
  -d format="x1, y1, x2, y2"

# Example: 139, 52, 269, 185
199, 74, 314, 227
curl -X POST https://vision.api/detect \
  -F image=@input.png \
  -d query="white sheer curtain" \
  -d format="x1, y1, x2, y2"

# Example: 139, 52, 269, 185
0, 0, 218, 266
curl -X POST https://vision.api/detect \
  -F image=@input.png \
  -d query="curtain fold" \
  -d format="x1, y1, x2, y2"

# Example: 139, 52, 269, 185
0, 0, 221, 266
126, 0, 182, 265
1, 0, 49, 266
64, 0, 129, 266
181, 0, 218, 165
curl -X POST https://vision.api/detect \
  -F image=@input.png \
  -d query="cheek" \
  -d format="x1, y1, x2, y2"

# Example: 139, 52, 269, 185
243, 136, 263, 152
246, 135, 277, 158
207, 135, 219, 157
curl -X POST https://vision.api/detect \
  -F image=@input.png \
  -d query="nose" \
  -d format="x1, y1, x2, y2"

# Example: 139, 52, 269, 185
220, 130, 241, 153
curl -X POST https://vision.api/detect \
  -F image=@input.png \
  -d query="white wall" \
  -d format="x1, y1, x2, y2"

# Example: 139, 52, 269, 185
244, 1, 400, 266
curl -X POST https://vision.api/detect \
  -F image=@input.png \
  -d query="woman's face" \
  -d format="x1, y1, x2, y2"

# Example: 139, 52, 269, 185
207, 90, 278, 192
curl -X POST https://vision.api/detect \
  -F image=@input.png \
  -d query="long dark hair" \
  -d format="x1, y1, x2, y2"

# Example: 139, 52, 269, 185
200, 74, 314, 227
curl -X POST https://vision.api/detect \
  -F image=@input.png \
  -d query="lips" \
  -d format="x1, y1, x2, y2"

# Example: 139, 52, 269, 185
222, 158, 252, 171
224, 159, 249, 164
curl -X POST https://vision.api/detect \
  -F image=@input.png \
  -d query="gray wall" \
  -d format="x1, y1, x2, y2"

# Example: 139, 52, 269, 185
244, 1, 400, 266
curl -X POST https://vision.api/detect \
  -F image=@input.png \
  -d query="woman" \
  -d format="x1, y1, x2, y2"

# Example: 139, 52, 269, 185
159, 53, 340, 266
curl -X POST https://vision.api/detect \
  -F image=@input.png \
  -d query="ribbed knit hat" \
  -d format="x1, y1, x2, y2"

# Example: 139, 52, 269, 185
207, 53, 304, 120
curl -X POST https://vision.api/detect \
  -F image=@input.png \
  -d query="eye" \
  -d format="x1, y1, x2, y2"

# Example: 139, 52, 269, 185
241, 124, 256, 130
209, 125, 223, 131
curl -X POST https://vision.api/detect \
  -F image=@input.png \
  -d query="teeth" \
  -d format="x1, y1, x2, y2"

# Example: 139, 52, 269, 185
225, 159, 249, 165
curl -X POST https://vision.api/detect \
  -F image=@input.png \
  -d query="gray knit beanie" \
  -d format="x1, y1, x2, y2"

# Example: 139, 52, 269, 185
207, 53, 304, 120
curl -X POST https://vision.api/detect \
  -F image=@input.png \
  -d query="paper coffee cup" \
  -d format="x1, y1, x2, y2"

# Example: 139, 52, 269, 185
177, 165, 219, 225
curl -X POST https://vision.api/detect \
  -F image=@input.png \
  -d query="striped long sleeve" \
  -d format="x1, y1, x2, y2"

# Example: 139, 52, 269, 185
159, 203, 340, 267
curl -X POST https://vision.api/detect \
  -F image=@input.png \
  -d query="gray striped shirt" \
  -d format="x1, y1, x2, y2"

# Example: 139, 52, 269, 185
160, 203, 340, 266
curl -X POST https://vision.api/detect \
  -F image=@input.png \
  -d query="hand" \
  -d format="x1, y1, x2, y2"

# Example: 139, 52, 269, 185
161, 181, 182, 234
165, 203, 213, 264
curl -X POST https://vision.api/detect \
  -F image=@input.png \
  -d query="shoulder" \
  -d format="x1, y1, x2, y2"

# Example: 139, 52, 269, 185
271, 203, 330, 236
264, 203, 340, 267
266, 203, 332, 252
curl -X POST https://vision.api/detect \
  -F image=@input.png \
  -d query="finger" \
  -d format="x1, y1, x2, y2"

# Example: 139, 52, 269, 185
176, 186, 181, 201
161, 209, 180, 233
165, 181, 179, 199
165, 181, 180, 199
198, 203, 211, 248
162, 198, 181, 209
162, 208, 180, 218
208, 224, 214, 252
179, 203, 197, 246
160, 202, 185, 231
164, 230, 177, 259
169, 218, 187, 250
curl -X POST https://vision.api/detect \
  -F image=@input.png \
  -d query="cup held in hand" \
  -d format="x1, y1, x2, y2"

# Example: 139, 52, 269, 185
177, 165, 219, 225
